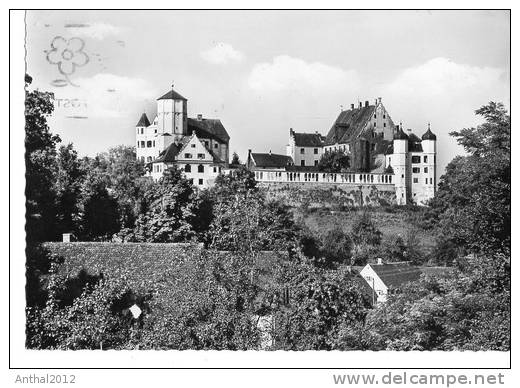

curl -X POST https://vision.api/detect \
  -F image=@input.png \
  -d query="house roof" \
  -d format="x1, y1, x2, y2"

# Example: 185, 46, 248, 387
407, 132, 424, 152
292, 132, 325, 147
422, 128, 437, 141
394, 128, 409, 140
153, 137, 191, 163
187, 118, 230, 144
370, 262, 422, 288
136, 113, 151, 127
324, 105, 376, 146
251, 153, 293, 168
157, 89, 187, 101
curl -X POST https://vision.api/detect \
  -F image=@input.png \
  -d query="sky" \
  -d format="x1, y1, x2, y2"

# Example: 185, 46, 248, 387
25, 10, 510, 176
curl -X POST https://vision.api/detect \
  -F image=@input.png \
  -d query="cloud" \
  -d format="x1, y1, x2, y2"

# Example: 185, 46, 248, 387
382, 57, 505, 98
248, 55, 360, 93
200, 43, 245, 65
70, 73, 156, 118
65, 22, 122, 40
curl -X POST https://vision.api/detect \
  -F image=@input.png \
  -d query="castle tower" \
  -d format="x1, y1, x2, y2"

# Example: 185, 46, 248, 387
393, 127, 409, 205
157, 87, 188, 141
135, 112, 151, 162
421, 123, 437, 201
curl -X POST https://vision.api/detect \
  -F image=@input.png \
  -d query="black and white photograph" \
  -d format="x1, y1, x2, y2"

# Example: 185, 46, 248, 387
8, 5, 513, 385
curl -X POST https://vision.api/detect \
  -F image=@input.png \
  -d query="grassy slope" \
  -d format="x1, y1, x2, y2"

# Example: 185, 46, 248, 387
293, 207, 437, 255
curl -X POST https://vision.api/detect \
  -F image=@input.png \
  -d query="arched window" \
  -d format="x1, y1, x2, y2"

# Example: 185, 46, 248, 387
185, 164, 191, 172
198, 164, 204, 173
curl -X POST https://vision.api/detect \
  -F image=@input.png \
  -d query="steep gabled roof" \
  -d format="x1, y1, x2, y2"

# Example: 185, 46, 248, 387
153, 137, 192, 164
187, 118, 230, 144
407, 132, 424, 152
157, 89, 188, 101
370, 262, 422, 288
251, 153, 293, 168
292, 132, 325, 147
136, 113, 151, 127
324, 105, 375, 146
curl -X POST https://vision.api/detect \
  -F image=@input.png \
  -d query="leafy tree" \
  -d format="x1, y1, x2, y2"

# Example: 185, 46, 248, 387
25, 75, 61, 243
429, 102, 510, 255
319, 227, 352, 266
77, 171, 120, 241
273, 259, 371, 350
351, 211, 382, 246
317, 150, 350, 172
125, 167, 197, 242
230, 151, 241, 165
54, 144, 84, 235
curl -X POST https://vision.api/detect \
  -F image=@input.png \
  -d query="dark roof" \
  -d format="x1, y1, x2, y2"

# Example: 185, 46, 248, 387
324, 105, 375, 146
251, 153, 293, 168
285, 165, 320, 172
394, 128, 409, 140
422, 128, 437, 141
370, 262, 422, 288
136, 113, 151, 127
407, 132, 424, 152
187, 118, 230, 144
157, 89, 187, 101
292, 132, 325, 147
153, 138, 190, 163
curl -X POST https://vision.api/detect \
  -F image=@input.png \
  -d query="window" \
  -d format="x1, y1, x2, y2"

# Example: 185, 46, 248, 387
136, 142, 140, 148
383, 123, 386, 127
383, 114, 386, 119
411, 156, 421, 164
154, 129, 157, 134
430, 178, 433, 184
147, 141, 152, 147
412, 167, 420, 173
301, 160, 305, 167
152, 141, 155, 147
314, 160, 319, 166
141, 128, 144, 134
184, 153, 192, 158
314, 148, 318, 154
191, 144, 196, 148
413, 178, 419, 183
140, 141, 145, 148
214, 143, 219, 149
198, 179, 203, 185
425, 178, 428, 184
371, 143, 376, 151
184, 164, 191, 172
300, 148, 305, 154
424, 167, 428, 173
424, 155, 428, 163
374, 122, 376, 127
197, 153, 205, 159
198, 165, 204, 173
213, 167, 217, 173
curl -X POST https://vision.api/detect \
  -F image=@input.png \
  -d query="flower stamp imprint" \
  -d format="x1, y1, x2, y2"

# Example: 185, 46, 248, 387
45, 36, 89, 87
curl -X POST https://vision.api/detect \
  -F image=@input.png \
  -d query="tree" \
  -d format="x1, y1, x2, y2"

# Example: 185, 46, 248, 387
317, 150, 350, 172
429, 102, 510, 255
25, 75, 61, 243
126, 167, 197, 242
77, 171, 120, 241
351, 211, 382, 246
319, 227, 352, 266
230, 152, 241, 166
54, 144, 84, 235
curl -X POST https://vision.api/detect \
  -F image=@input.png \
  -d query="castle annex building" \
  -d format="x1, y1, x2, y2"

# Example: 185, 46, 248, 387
135, 88, 230, 188
249, 98, 437, 205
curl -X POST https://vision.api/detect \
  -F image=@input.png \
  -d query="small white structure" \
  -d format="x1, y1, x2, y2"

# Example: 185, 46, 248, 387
359, 259, 422, 303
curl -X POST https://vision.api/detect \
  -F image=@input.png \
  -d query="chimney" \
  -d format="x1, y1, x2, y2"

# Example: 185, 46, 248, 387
197, 114, 203, 121
378, 97, 382, 104
269, 150, 272, 155
62, 233, 75, 243
359, 102, 362, 109
377, 258, 383, 265
365, 100, 369, 107
350, 103, 355, 110
290, 127, 294, 136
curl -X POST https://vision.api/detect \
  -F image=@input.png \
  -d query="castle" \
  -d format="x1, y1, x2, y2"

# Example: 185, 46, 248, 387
135, 88, 437, 205
135, 88, 230, 188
